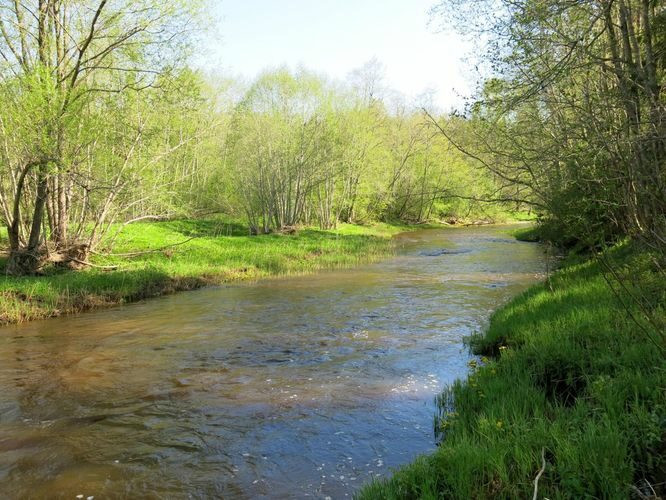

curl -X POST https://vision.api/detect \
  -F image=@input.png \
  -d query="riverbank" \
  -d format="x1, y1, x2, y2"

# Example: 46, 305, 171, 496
0, 219, 420, 325
359, 242, 665, 498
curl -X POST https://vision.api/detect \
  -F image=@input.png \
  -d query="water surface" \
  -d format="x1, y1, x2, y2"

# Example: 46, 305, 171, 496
0, 225, 546, 499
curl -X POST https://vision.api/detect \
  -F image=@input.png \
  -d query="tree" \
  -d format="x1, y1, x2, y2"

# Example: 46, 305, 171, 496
431, 0, 666, 252
227, 69, 337, 233
0, 0, 201, 274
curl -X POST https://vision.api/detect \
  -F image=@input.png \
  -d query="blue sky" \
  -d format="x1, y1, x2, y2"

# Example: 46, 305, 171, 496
203, 0, 473, 110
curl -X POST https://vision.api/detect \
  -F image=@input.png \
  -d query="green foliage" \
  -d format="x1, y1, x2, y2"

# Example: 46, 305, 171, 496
358, 245, 666, 498
0, 0, 210, 272
0, 217, 403, 324
222, 67, 519, 233
511, 225, 541, 242
434, 0, 666, 255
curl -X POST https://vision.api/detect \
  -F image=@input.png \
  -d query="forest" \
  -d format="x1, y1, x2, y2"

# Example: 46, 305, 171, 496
1, 0, 663, 277
0, 0, 515, 278
0, 0, 664, 498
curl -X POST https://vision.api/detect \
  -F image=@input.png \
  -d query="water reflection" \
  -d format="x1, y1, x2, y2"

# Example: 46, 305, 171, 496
0, 225, 545, 498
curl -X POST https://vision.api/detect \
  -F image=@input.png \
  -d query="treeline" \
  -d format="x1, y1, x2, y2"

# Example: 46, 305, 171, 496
433, 0, 666, 256
0, 1, 512, 276
224, 68, 497, 234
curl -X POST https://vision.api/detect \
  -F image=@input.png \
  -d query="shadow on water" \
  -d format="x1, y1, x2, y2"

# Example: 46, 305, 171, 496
0, 225, 547, 499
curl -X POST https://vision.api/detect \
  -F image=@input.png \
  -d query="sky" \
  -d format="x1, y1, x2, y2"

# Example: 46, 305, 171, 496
203, 0, 474, 111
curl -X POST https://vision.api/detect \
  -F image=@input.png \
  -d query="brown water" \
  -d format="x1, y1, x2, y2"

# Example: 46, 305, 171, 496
0, 225, 546, 499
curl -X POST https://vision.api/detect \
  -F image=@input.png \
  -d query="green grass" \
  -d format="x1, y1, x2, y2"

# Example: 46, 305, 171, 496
510, 225, 542, 242
0, 218, 412, 324
359, 243, 665, 499
504, 210, 538, 223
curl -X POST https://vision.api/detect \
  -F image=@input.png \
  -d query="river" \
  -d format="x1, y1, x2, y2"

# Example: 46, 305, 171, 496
0, 225, 546, 499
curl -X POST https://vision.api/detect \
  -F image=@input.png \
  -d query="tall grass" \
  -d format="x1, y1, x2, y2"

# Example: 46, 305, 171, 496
0, 218, 409, 324
359, 243, 665, 499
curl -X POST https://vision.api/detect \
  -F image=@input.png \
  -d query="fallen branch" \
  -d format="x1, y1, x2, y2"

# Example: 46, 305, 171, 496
93, 237, 197, 258
533, 447, 546, 500
70, 258, 119, 271
629, 479, 658, 499
104, 214, 171, 249
629, 485, 650, 499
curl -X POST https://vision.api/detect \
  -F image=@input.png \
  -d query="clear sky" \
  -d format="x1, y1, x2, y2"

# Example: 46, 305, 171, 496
204, 0, 473, 111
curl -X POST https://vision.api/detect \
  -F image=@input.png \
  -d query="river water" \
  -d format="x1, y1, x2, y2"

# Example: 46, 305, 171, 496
0, 225, 546, 499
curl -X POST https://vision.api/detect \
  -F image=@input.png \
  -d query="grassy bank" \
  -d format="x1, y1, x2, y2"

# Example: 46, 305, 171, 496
510, 225, 542, 243
360, 243, 665, 498
0, 218, 413, 325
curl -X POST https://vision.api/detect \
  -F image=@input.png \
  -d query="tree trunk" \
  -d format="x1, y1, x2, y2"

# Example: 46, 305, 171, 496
6, 163, 49, 275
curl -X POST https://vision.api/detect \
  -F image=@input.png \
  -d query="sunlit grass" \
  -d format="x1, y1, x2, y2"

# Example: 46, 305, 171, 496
0, 217, 411, 324
359, 243, 665, 499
